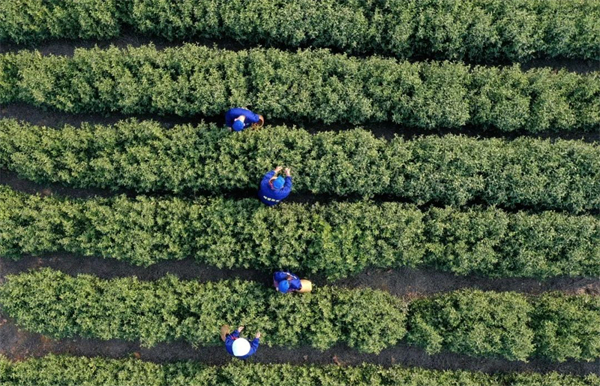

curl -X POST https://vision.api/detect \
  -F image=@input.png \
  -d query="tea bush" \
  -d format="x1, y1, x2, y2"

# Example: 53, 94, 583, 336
531, 292, 600, 362
407, 289, 535, 361
2, 0, 600, 62
2, 186, 599, 279
0, 268, 407, 353
1, 45, 599, 131
407, 289, 600, 362
1, 119, 599, 212
2, 355, 599, 386
1, 269, 598, 361
0, 0, 124, 44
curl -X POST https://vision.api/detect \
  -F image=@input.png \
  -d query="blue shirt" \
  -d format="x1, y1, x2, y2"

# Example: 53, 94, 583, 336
224, 330, 260, 360
225, 108, 261, 131
273, 271, 302, 291
258, 171, 292, 206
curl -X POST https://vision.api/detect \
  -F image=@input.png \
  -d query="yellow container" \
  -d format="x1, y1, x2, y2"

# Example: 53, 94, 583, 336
298, 279, 313, 293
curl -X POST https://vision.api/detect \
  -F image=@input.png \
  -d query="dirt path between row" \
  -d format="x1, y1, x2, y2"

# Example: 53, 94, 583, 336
1, 254, 598, 297
1, 311, 599, 376
0, 256, 598, 375
1, 32, 599, 75
2, 176, 599, 377
2, 102, 600, 144
3, 166, 600, 221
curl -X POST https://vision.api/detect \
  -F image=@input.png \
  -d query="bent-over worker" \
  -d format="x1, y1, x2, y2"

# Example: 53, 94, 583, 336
225, 107, 264, 132
273, 271, 312, 294
258, 166, 292, 206
220, 325, 260, 360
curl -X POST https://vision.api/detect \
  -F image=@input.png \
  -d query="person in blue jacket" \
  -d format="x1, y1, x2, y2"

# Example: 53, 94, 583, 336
220, 325, 261, 360
225, 107, 264, 132
258, 166, 292, 206
273, 271, 303, 294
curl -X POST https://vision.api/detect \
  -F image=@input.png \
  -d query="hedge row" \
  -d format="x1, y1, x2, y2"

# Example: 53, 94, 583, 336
0, 0, 125, 44
0, 269, 407, 353
2, 0, 600, 63
2, 269, 599, 362
2, 120, 600, 213
1, 356, 599, 386
408, 290, 600, 362
1, 45, 599, 131
2, 186, 600, 280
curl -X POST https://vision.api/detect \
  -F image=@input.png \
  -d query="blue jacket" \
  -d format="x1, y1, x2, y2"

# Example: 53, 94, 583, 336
225, 330, 260, 360
258, 171, 292, 206
225, 108, 261, 131
273, 271, 302, 292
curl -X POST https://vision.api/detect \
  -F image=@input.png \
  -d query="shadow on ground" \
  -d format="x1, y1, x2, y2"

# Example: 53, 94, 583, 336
0, 312, 598, 376
1, 253, 598, 297
2, 102, 599, 144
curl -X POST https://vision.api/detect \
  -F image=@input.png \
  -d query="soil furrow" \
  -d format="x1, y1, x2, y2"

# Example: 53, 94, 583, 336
0, 311, 598, 376
3, 168, 600, 217
0, 169, 114, 199
0, 33, 599, 75
1, 254, 597, 297
2, 102, 600, 143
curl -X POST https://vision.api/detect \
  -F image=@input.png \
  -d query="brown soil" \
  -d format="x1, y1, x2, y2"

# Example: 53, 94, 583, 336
0, 35, 599, 377
2, 102, 599, 146
1, 324, 599, 376
1, 32, 599, 77
0, 256, 599, 375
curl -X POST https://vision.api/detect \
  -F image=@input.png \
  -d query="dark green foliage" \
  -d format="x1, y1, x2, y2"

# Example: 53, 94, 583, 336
531, 292, 600, 362
422, 208, 600, 278
1, 45, 599, 130
2, 186, 599, 279
0, 0, 124, 44
1, 270, 598, 361
1, 119, 600, 212
1, 356, 600, 386
407, 289, 535, 361
0, 269, 407, 353
2, 0, 600, 62
0, 355, 164, 386
2, 355, 599, 386
406, 289, 600, 362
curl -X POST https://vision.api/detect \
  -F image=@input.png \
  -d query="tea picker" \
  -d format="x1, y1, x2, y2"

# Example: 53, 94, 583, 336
225, 107, 264, 131
258, 166, 293, 206
220, 325, 261, 359
273, 271, 313, 294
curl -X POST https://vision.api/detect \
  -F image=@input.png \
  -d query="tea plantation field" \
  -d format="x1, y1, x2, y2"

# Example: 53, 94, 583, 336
0, 0, 599, 384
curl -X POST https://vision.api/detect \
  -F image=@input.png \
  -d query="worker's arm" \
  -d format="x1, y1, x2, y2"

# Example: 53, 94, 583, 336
260, 170, 276, 188
248, 338, 260, 356
281, 176, 293, 194
224, 329, 240, 352
245, 112, 261, 125
224, 110, 234, 127
289, 279, 302, 290
247, 332, 260, 357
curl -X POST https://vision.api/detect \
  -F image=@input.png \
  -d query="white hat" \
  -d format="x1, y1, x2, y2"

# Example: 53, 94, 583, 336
232, 338, 251, 357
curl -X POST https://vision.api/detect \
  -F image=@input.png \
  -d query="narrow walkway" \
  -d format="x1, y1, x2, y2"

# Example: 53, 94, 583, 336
1, 254, 598, 298
2, 102, 600, 143
0, 32, 598, 75
0, 311, 597, 376
0, 33, 246, 56
3, 164, 600, 220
